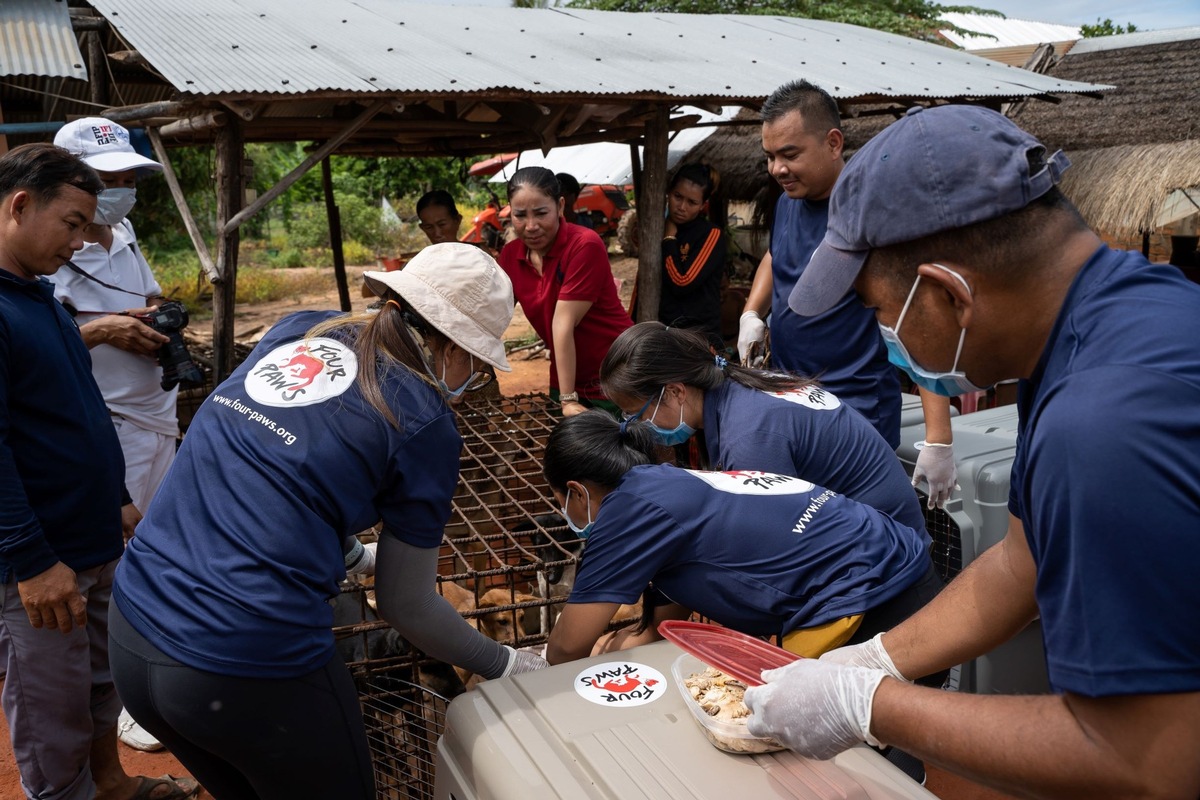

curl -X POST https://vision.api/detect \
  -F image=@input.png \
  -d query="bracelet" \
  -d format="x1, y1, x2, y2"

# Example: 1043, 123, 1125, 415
559, 392, 580, 404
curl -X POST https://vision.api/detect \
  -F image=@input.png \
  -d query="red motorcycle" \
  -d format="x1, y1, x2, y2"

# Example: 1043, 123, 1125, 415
459, 188, 508, 255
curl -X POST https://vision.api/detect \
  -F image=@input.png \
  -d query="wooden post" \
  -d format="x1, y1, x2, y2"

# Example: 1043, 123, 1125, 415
322, 156, 351, 312
83, 31, 108, 108
213, 119, 244, 384
634, 106, 668, 323
146, 128, 221, 284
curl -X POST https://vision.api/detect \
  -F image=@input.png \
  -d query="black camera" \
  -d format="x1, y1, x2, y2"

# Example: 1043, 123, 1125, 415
134, 301, 204, 391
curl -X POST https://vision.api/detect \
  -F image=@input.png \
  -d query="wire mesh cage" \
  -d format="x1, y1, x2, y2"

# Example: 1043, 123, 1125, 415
334, 392, 587, 799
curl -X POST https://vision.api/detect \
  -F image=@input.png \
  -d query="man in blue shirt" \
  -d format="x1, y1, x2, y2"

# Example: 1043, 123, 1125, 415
737, 81, 956, 507
746, 105, 1200, 798
0, 144, 197, 800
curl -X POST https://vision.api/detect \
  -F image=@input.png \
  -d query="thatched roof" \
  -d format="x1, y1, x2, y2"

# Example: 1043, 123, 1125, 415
1059, 140, 1200, 239
1010, 36, 1200, 151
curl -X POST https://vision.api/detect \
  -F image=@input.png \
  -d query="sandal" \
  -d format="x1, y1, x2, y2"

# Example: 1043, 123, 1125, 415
130, 774, 202, 800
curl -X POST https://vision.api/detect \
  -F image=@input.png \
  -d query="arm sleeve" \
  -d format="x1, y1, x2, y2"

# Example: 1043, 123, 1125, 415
662, 228, 726, 298
374, 536, 510, 680
557, 231, 614, 303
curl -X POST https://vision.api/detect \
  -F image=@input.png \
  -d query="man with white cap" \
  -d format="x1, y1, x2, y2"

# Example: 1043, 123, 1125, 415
110, 243, 547, 799
51, 117, 177, 753
744, 105, 1200, 797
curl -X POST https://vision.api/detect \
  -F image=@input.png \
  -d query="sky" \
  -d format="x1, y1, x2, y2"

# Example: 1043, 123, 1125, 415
981, 0, 1200, 31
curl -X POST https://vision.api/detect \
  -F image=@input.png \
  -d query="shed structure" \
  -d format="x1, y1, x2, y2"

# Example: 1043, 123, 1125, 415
1, 0, 1107, 378
1011, 27, 1200, 264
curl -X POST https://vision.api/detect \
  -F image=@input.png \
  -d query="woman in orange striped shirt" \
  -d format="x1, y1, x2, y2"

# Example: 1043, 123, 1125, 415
660, 163, 727, 349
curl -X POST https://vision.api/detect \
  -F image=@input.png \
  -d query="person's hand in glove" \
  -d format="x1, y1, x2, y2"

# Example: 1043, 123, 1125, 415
820, 633, 909, 682
500, 645, 549, 677
737, 311, 767, 366
913, 441, 958, 509
744, 658, 888, 760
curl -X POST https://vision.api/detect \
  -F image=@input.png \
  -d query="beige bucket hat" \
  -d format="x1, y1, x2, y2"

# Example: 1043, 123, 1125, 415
363, 243, 514, 372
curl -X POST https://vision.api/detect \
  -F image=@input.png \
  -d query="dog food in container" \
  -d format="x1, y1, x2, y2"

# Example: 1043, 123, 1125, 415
672, 652, 784, 754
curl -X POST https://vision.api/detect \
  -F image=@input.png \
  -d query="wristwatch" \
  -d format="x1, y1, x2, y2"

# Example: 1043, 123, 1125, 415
559, 392, 580, 404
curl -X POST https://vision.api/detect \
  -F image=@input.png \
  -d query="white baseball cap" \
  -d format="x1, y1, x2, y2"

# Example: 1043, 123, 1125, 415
53, 117, 162, 176
363, 243, 515, 372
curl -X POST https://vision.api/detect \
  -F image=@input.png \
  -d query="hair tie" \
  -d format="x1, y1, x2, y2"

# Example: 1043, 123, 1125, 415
714, 354, 728, 370
618, 417, 632, 439
385, 299, 403, 312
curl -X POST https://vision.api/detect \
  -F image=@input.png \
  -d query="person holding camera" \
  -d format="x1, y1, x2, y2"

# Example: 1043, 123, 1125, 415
50, 118, 182, 754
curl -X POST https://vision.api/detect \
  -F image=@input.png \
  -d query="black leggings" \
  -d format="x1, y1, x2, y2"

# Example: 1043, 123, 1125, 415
109, 602, 374, 800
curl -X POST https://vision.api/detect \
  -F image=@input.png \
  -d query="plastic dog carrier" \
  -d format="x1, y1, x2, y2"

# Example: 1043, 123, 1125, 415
898, 404, 1049, 696
435, 640, 937, 800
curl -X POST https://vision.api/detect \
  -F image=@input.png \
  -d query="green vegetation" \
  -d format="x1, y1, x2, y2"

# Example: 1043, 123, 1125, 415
1080, 18, 1138, 37
135, 145, 499, 314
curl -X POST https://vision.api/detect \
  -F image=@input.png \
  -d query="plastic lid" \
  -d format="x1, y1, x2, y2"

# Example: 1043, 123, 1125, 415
657, 621, 802, 686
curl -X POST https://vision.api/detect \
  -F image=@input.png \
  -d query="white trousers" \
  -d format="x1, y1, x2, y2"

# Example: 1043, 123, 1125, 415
111, 416, 176, 513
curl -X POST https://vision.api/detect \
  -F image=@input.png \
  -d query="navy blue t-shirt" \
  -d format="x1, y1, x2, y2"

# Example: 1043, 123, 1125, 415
703, 380, 925, 534
1009, 246, 1200, 697
0, 271, 125, 582
769, 195, 900, 447
568, 464, 929, 635
114, 311, 462, 678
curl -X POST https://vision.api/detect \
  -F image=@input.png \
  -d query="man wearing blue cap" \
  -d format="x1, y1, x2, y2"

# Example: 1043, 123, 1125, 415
743, 104, 1200, 797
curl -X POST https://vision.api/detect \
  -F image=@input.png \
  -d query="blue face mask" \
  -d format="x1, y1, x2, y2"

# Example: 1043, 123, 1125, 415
560, 486, 594, 540
878, 264, 988, 398
645, 386, 695, 446
439, 354, 483, 398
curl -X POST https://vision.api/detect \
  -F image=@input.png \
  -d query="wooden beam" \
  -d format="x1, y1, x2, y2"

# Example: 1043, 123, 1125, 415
213, 119, 244, 383
100, 100, 188, 123
158, 111, 227, 138
221, 100, 389, 235
321, 157, 351, 312
635, 106, 668, 323
220, 100, 262, 122
146, 127, 221, 285
83, 32, 108, 108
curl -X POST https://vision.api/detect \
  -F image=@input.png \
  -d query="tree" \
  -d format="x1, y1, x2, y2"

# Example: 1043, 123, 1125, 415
1080, 17, 1137, 37
568, 0, 1002, 41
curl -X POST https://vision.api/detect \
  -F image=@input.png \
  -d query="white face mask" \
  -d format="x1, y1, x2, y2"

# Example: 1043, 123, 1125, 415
94, 188, 137, 226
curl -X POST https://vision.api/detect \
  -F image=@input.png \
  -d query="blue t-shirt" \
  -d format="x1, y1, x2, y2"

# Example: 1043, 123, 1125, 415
568, 464, 929, 635
1009, 245, 1200, 697
703, 380, 925, 534
114, 311, 462, 679
0, 271, 125, 582
770, 195, 900, 447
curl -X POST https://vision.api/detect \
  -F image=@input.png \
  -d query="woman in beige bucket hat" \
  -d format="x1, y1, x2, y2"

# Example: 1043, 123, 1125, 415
109, 243, 547, 799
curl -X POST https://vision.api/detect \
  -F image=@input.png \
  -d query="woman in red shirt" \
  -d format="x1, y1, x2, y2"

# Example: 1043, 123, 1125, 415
498, 167, 632, 416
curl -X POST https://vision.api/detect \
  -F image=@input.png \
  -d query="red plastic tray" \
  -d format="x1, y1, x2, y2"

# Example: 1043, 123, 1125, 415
657, 620, 802, 686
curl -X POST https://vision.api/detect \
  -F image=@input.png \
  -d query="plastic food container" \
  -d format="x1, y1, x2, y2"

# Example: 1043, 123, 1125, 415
671, 652, 785, 755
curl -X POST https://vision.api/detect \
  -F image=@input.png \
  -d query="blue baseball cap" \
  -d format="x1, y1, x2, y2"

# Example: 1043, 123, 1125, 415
788, 105, 1069, 317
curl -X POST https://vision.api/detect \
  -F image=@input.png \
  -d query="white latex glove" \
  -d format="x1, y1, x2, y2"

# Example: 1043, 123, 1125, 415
501, 644, 549, 677
744, 658, 887, 760
820, 632, 909, 683
912, 441, 958, 510
344, 540, 377, 576
737, 311, 767, 366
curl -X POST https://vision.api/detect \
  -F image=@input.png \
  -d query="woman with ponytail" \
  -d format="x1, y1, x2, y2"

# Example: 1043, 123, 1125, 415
542, 411, 940, 666
659, 163, 727, 349
110, 244, 546, 799
601, 322, 926, 533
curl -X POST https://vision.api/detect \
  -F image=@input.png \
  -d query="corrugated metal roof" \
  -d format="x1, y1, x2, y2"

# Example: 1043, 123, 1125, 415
0, 0, 87, 79
90, 0, 1109, 101
1068, 25, 1200, 54
939, 12, 1079, 50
